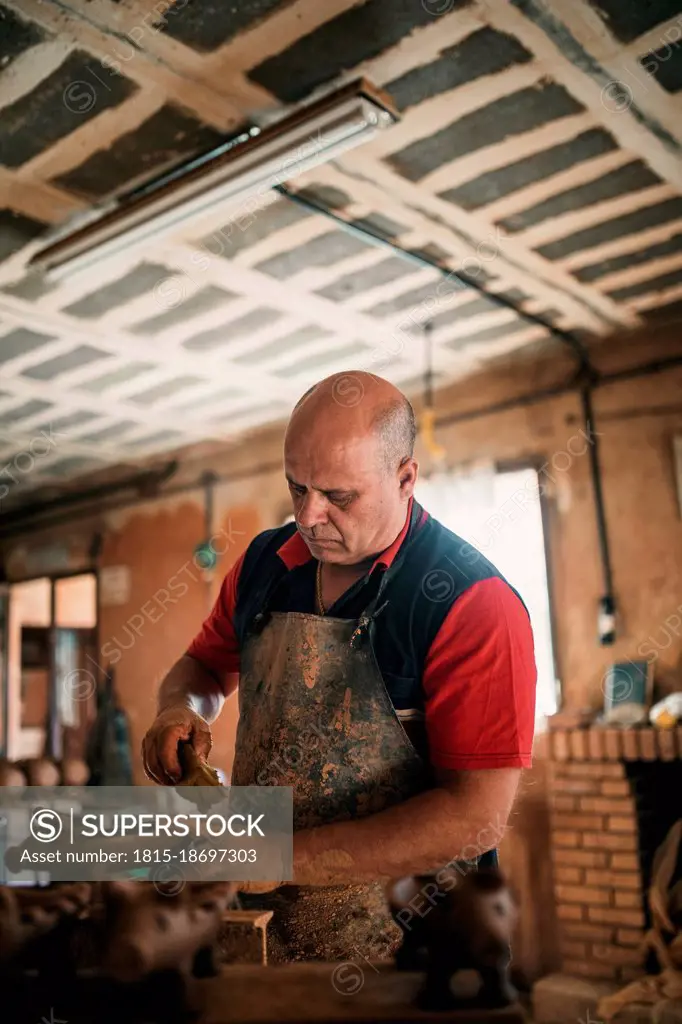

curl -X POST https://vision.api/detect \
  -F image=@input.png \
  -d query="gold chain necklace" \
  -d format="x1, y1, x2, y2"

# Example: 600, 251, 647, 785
315, 560, 325, 616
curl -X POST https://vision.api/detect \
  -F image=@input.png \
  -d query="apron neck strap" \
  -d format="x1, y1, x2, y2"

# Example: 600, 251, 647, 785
349, 500, 424, 645
252, 500, 425, 642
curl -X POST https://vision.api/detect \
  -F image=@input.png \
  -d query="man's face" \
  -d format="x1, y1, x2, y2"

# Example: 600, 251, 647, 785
284, 429, 413, 565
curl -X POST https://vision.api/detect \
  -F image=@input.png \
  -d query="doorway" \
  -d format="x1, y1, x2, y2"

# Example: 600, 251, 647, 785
1, 573, 98, 761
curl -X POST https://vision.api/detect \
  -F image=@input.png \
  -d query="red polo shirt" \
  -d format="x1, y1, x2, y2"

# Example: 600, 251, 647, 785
187, 506, 536, 770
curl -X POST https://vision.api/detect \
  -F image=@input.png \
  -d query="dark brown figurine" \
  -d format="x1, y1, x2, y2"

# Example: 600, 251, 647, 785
1, 880, 238, 1023
386, 868, 518, 1012
0, 882, 93, 974
100, 880, 237, 984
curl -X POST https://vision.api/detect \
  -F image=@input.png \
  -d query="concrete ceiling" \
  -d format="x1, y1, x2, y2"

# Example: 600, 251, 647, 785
1, 0, 681, 506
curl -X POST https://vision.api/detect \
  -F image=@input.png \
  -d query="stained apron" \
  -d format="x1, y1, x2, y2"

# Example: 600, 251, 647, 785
230, 567, 432, 963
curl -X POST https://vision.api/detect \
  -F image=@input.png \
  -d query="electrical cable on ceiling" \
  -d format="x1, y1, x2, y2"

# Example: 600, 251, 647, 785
275, 183, 594, 375
276, 182, 618, 642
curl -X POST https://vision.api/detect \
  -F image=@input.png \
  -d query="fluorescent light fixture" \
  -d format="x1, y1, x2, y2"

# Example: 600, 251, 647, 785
31, 79, 398, 279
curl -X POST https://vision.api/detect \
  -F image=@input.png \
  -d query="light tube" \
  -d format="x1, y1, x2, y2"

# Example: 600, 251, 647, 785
30, 80, 398, 279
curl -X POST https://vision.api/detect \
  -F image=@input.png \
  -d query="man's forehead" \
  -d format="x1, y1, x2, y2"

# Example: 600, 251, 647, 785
286, 429, 379, 458
285, 433, 381, 483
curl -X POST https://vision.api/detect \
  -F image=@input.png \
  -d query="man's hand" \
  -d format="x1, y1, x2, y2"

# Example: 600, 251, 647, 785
142, 705, 212, 785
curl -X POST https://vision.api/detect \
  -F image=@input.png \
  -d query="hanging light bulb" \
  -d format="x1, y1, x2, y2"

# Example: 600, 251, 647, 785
420, 321, 446, 465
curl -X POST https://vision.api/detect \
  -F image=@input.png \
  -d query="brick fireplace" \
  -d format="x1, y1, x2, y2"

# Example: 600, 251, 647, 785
546, 726, 682, 986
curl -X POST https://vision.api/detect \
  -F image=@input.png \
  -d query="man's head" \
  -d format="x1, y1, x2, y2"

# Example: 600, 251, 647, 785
284, 372, 418, 566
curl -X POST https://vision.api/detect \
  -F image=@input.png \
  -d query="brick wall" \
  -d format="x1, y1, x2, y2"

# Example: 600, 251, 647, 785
549, 759, 646, 984
547, 725, 682, 986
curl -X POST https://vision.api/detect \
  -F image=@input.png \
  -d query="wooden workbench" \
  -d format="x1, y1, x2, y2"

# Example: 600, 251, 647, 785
201, 962, 526, 1024
5, 962, 526, 1024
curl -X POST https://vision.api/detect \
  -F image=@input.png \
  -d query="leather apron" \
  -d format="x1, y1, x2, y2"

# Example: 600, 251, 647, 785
230, 551, 432, 963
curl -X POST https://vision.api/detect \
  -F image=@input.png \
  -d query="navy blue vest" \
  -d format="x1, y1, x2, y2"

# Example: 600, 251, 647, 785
233, 500, 525, 715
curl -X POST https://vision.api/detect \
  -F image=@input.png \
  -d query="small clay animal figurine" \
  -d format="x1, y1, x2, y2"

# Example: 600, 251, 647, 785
0, 882, 92, 973
386, 868, 518, 1012
100, 880, 237, 984
0, 759, 26, 786
18, 758, 61, 787
60, 757, 90, 786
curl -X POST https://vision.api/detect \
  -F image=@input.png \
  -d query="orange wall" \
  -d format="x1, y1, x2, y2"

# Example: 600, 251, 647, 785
94, 501, 257, 783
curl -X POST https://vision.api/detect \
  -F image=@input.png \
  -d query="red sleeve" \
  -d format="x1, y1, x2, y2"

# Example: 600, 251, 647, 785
185, 552, 245, 686
422, 577, 536, 770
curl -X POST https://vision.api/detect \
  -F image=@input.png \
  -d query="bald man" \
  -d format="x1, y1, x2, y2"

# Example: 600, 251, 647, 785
142, 372, 536, 963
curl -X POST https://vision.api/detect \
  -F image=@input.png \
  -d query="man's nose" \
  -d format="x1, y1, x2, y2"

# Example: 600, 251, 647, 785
296, 491, 328, 529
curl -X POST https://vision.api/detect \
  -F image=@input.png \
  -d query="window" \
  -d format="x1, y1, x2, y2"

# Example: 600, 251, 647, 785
417, 464, 558, 720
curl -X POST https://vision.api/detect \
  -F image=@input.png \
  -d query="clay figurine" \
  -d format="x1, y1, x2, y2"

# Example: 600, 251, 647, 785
0, 882, 92, 974
60, 757, 90, 786
100, 880, 237, 984
0, 759, 27, 786
17, 758, 61, 787
386, 868, 518, 1011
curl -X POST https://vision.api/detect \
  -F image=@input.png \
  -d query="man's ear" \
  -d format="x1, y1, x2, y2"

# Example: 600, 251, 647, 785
399, 457, 418, 496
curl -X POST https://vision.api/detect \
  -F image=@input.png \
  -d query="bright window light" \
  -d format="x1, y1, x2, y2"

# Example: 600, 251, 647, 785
418, 465, 558, 720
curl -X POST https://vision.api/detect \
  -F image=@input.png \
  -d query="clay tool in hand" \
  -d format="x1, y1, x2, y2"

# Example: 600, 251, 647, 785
177, 742, 221, 786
